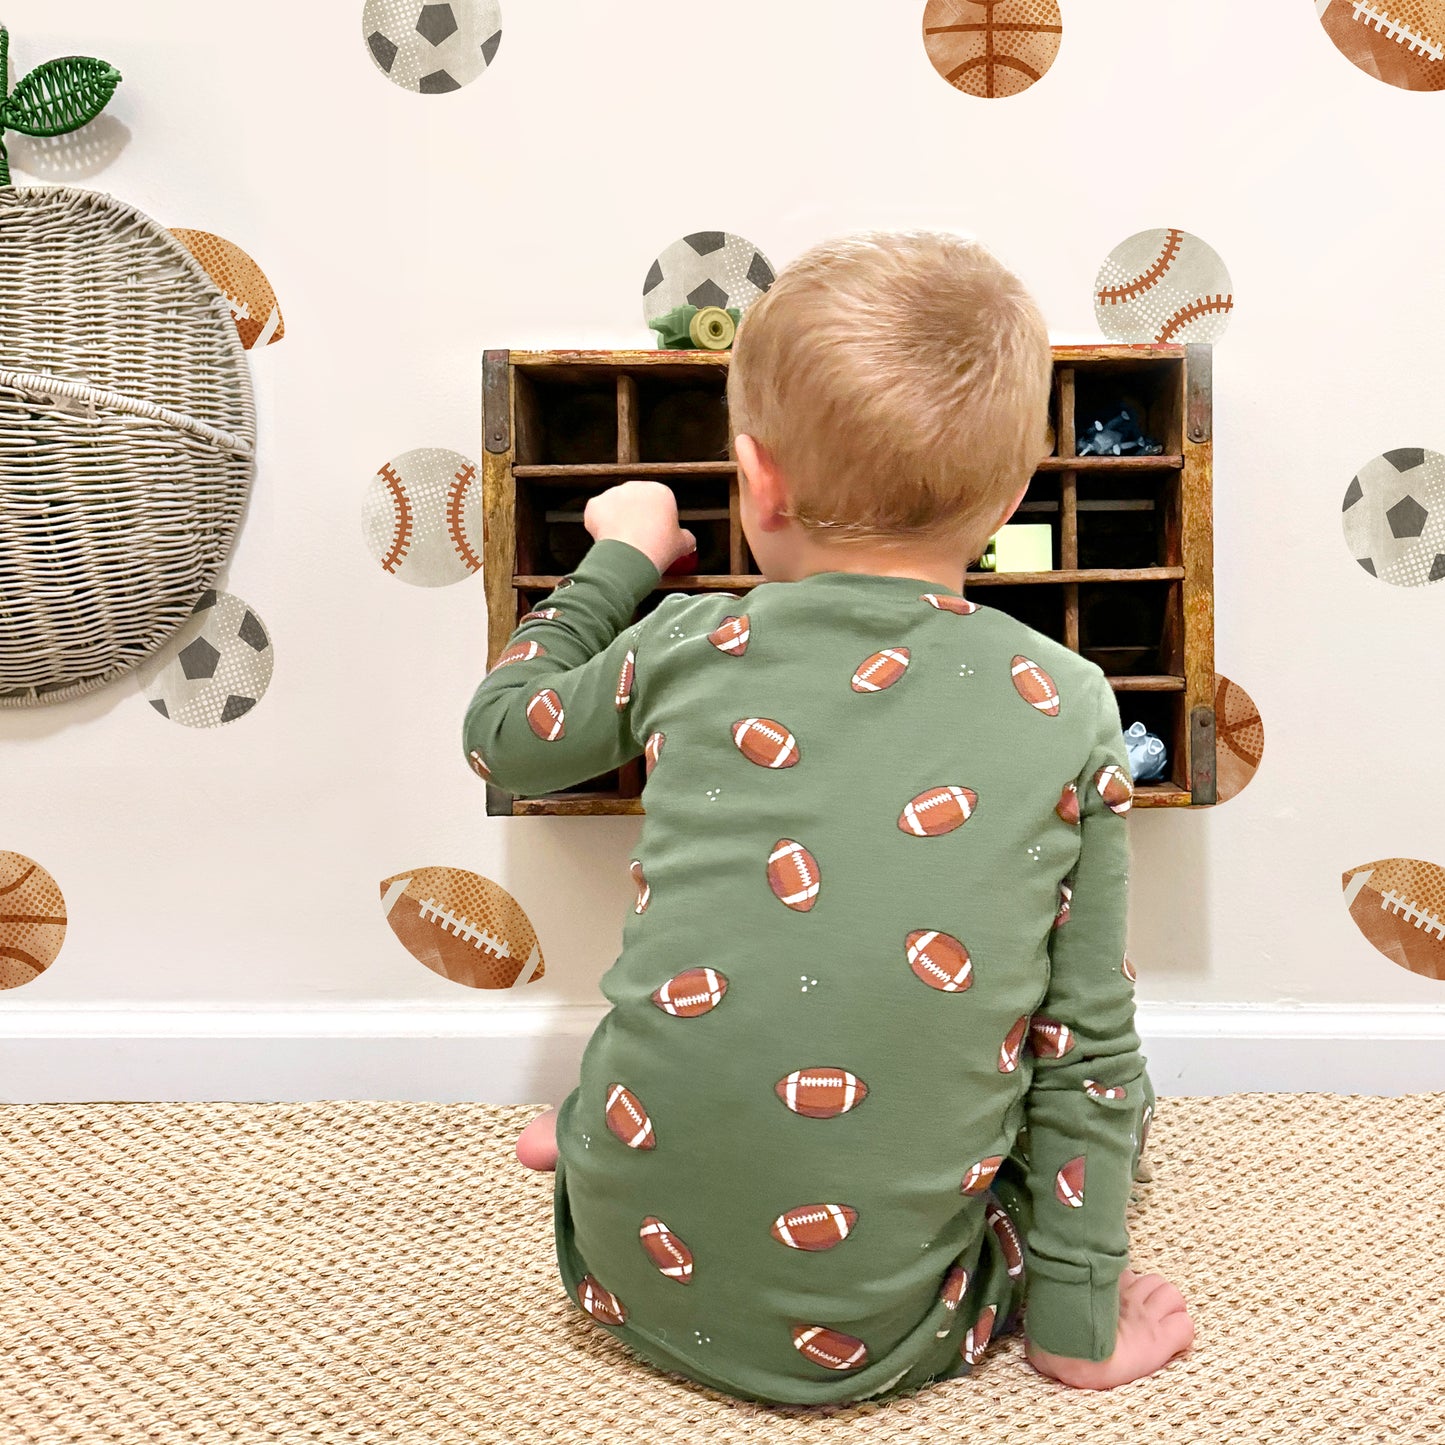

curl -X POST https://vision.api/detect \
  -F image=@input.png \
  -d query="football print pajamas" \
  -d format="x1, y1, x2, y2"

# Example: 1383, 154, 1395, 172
464, 539, 1155, 1406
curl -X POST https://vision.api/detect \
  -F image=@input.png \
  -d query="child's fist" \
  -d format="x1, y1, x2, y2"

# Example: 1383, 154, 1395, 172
584, 481, 696, 575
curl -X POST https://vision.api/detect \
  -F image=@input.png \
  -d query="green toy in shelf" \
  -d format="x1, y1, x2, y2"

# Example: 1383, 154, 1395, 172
0, 27, 122, 186
649, 303, 742, 351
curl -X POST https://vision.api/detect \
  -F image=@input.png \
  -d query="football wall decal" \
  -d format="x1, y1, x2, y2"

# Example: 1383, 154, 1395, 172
379, 867, 544, 988
1342, 857, 1445, 981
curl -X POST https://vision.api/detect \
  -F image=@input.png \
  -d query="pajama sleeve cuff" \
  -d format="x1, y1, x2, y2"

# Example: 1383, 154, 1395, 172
1023, 1255, 1121, 1361
567, 538, 663, 614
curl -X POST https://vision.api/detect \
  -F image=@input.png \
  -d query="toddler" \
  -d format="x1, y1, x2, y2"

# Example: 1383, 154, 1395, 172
463, 231, 1194, 1403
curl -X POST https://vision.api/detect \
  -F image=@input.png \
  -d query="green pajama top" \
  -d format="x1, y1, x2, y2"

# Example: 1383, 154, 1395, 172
463, 539, 1147, 1404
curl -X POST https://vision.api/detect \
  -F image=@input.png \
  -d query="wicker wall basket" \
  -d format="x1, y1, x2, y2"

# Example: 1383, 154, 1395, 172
0, 184, 256, 707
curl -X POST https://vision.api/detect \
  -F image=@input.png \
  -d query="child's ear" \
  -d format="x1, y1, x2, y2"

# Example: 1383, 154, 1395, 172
734, 434, 792, 533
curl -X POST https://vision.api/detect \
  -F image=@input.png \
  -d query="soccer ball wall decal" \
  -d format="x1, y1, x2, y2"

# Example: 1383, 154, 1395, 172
363, 0, 503, 93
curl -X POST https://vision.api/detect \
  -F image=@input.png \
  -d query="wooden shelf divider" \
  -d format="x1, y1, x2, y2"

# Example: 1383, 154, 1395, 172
616, 374, 639, 465
1057, 366, 1080, 652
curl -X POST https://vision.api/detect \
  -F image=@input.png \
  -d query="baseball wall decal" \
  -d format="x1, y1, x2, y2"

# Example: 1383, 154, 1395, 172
0, 852, 68, 990
922, 0, 1064, 99
642, 232, 776, 328
1316, 0, 1445, 90
134, 590, 274, 727
1094, 228, 1234, 345
362, 447, 483, 587
1341, 448, 1445, 588
379, 866, 544, 988
170, 230, 284, 349
1342, 858, 1445, 980
363, 0, 503, 93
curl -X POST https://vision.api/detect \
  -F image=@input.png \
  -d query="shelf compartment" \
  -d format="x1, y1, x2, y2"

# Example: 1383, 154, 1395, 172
1072, 359, 1185, 459
515, 475, 734, 577
512, 369, 617, 465
631, 368, 731, 463
1076, 471, 1178, 571
1077, 580, 1177, 677
974, 583, 1067, 648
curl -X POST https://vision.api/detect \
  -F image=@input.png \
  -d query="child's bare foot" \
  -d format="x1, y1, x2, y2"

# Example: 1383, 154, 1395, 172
1025, 1268, 1194, 1390
516, 1107, 559, 1171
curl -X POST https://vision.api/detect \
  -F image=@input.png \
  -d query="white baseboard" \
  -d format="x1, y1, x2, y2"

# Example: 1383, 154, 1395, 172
0, 1003, 1441, 1104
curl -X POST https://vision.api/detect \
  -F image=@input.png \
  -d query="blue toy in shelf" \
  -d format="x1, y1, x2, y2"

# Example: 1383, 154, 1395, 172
1123, 720, 1168, 782
1077, 405, 1164, 458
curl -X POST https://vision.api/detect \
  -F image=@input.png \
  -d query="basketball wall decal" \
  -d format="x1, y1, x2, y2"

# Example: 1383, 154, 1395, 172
362, 447, 484, 587
1214, 673, 1266, 802
1340, 448, 1445, 589
0, 852, 68, 990
1342, 857, 1445, 980
1317, 1, 1445, 91
170, 230, 284, 349
922, 1, 1064, 99
379, 866, 544, 988
1094, 228, 1234, 345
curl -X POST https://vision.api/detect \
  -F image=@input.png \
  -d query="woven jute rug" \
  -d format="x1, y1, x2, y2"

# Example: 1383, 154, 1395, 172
1, 1094, 1442, 1445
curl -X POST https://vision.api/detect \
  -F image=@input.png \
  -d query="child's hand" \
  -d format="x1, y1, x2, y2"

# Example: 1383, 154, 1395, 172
1024, 1268, 1194, 1390
584, 481, 697, 574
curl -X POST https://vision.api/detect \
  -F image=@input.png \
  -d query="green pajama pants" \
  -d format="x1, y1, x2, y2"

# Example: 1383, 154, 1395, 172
554, 1066, 1156, 1405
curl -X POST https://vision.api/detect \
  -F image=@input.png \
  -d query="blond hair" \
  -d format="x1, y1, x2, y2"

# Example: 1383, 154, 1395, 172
726, 230, 1052, 556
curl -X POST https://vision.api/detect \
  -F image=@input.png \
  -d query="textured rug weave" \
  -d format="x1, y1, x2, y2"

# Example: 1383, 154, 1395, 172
0, 1094, 1442, 1445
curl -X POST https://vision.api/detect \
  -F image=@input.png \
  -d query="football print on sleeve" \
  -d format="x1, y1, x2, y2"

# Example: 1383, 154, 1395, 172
775, 1068, 868, 1118
771, 1203, 859, 1251
491, 640, 545, 672
997, 1015, 1029, 1072
959, 1155, 1004, 1196
629, 860, 651, 914
1029, 1017, 1075, 1058
1010, 656, 1060, 716
985, 1197, 1024, 1278
639, 1217, 694, 1283
1056, 781, 1080, 823
922, 592, 978, 615
906, 929, 973, 992
1093, 763, 1133, 814
605, 1084, 656, 1150
1083, 1078, 1128, 1101
644, 731, 665, 777
525, 688, 565, 741
650, 967, 728, 1017
1055, 1155, 1087, 1207
708, 615, 751, 656
733, 718, 801, 769
578, 1275, 627, 1325
940, 1264, 969, 1309
768, 840, 821, 912
851, 648, 910, 692
962, 1304, 996, 1365
898, 786, 978, 837
792, 1325, 869, 1371
615, 650, 635, 710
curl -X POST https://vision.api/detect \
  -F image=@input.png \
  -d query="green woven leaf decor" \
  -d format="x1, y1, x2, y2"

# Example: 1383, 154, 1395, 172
0, 28, 122, 185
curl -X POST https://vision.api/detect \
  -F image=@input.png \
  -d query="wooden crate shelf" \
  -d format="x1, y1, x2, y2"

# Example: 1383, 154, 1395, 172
482, 345, 1216, 814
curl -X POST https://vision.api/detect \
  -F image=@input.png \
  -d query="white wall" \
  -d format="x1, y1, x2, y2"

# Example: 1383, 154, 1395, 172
3, 1, 1444, 1099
